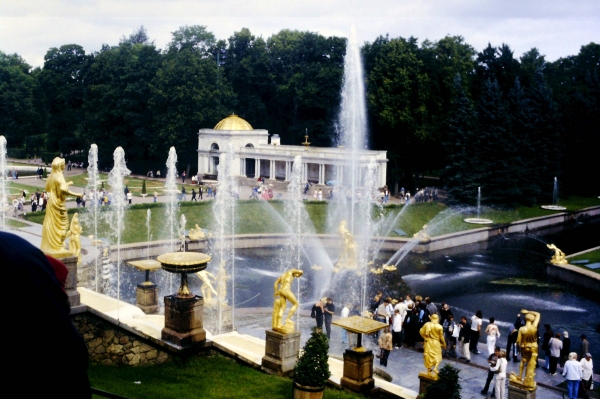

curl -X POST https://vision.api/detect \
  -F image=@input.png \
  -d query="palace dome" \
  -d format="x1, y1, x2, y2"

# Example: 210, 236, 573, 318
214, 114, 253, 130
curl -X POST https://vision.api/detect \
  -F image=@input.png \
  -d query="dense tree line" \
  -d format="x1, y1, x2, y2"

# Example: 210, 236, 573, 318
0, 26, 597, 204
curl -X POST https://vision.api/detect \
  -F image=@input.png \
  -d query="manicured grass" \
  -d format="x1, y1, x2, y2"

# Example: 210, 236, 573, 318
68, 172, 201, 197
569, 248, 600, 274
22, 196, 600, 244
5, 219, 29, 228
4, 181, 43, 199
89, 355, 361, 399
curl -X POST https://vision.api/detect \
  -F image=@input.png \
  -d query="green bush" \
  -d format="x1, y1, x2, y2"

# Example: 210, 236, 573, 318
423, 364, 461, 399
142, 179, 147, 195
42, 168, 47, 179
294, 327, 331, 387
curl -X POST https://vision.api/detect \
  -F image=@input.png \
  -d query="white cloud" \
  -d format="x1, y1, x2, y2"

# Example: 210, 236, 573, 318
1, 0, 598, 67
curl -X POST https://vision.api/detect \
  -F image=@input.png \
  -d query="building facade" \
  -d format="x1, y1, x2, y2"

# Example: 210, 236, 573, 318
197, 115, 388, 187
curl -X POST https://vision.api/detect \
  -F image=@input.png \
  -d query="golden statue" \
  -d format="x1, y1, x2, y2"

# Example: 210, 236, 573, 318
40, 157, 82, 257
413, 224, 431, 242
66, 213, 83, 262
509, 309, 540, 390
370, 267, 383, 274
382, 264, 397, 272
272, 269, 303, 334
547, 244, 568, 265
334, 220, 357, 272
419, 314, 446, 374
189, 224, 206, 240
196, 270, 218, 305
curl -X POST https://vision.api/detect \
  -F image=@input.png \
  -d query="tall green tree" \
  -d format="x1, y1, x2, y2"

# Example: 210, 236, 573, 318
0, 52, 44, 149
84, 41, 162, 167
38, 44, 90, 152
441, 75, 480, 204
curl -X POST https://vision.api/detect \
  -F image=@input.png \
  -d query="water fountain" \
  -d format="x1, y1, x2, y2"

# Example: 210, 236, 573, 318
165, 147, 180, 252
106, 147, 131, 302
0, 136, 9, 230
464, 187, 493, 224
85, 144, 102, 291
541, 177, 566, 211
209, 143, 237, 334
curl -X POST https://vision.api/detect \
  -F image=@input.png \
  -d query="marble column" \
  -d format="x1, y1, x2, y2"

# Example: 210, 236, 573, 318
255, 159, 261, 178
318, 164, 324, 185
269, 160, 275, 180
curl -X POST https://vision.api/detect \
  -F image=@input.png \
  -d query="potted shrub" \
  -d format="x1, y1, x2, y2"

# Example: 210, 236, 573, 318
422, 364, 461, 399
293, 327, 331, 399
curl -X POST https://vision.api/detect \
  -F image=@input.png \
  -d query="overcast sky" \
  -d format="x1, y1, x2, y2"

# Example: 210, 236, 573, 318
1, 0, 599, 68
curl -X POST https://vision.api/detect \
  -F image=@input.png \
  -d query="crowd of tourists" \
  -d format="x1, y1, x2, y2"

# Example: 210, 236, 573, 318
325, 291, 594, 399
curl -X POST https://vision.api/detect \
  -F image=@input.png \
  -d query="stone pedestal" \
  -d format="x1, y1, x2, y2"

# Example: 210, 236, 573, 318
161, 295, 205, 347
61, 255, 81, 309
340, 349, 374, 393
418, 371, 438, 396
508, 383, 536, 399
136, 282, 159, 314
262, 329, 301, 374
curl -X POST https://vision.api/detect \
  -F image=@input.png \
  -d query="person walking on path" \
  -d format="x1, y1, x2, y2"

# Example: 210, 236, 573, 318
126, 191, 132, 205
481, 346, 500, 397
378, 327, 393, 367
153, 190, 158, 203
549, 332, 563, 375
470, 310, 483, 354
181, 171, 186, 183
561, 331, 571, 367
485, 317, 500, 356
491, 351, 508, 399
191, 189, 197, 202
311, 298, 325, 330
323, 298, 335, 340
562, 352, 583, 399
580, 335, 589, 360
180, 186, 186, 201
458, 316, 471, 363
580, 353, 593, 393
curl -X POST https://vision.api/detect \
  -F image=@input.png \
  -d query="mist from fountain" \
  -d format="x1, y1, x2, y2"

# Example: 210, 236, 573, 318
211, 143, 237, 334
86, 144, 101, 291
477, 186, 481, 218
146, 209, 152, 259
179, 214, 187, 251
165, 147, 179, 252
107, 147, 131, 303
0, 136, 8, 230
553, 177, 558, 206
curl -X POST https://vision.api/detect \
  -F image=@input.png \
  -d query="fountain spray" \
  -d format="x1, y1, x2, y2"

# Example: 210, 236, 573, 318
108, 147, 131, 304
165, 147, 179, 294
0, 136, 8, 230
86, 144, 100, 291
146, 209, 152, 259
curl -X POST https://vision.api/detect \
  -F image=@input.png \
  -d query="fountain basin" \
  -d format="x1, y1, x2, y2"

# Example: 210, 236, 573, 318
463, 218, 493, 225
541, 205, 567, 211
157, 252, 211, 274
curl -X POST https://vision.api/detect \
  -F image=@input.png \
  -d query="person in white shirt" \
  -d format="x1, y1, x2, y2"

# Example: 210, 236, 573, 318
404, 294, 414, 308
490, 352, 508, 399
340, 304, 350, 344
563, 352, 583, 399
580, 353, 593, 392
549, 332, 563, 375
392, 309, 403, 348
484, 317, 500, 356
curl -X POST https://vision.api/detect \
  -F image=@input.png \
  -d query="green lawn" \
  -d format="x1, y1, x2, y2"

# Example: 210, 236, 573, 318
21, 197, 600, 244
68, 172, 200, 196
89, 355, 361, 399
569, 248, 600, 274
5, 219, 29, 228
4, 181, 43, 198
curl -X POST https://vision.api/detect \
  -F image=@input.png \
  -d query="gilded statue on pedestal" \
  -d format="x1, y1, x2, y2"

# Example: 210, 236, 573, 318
189, 224, 207, 240
196, 270, 218, 305
419, 313, 446, 374
509, 309, 541, 390
40, 157, 82, 257
272, 269, 303, 334
334, 220, 357, 272
66, 213, 83, 262
547, 244, 568, 265
413, 224, 431, 242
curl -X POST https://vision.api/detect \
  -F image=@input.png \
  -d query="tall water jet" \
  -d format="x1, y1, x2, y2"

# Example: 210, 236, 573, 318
477, 186, 481, 218
179, 214, 187, 251
146, 209, 152, 259
165, 147, 179, 253
211, 143, 237, 334
464, 186, 493, 224
86, 144, 101, 290
107, 147, 131, 303
0, 136, 8, 230
553, 177, 558, 206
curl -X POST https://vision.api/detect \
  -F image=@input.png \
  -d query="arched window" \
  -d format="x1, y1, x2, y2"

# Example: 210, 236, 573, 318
245, 143, 254, 148
211, 143, 220, 151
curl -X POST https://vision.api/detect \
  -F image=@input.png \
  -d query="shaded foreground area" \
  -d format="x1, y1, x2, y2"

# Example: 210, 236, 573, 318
89, 355, 361, 399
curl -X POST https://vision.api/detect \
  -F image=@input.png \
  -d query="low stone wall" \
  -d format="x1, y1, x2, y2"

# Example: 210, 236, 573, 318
73, 312, 171, 366
546, 263, 600, 294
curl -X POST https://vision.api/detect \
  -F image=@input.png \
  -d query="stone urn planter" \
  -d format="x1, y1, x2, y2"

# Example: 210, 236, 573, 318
293, 382, 324, 399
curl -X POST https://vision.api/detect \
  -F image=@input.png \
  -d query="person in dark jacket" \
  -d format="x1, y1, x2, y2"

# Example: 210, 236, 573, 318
311, 298, 325, 330
459, 316, 472, 363
560, 331, 571, 367
3, 231, 91, 398
542, 324, 554, 370
404, 304, 420, 348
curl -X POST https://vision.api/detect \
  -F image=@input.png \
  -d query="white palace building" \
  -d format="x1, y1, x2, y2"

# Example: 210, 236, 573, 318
197, 114, 388, 187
